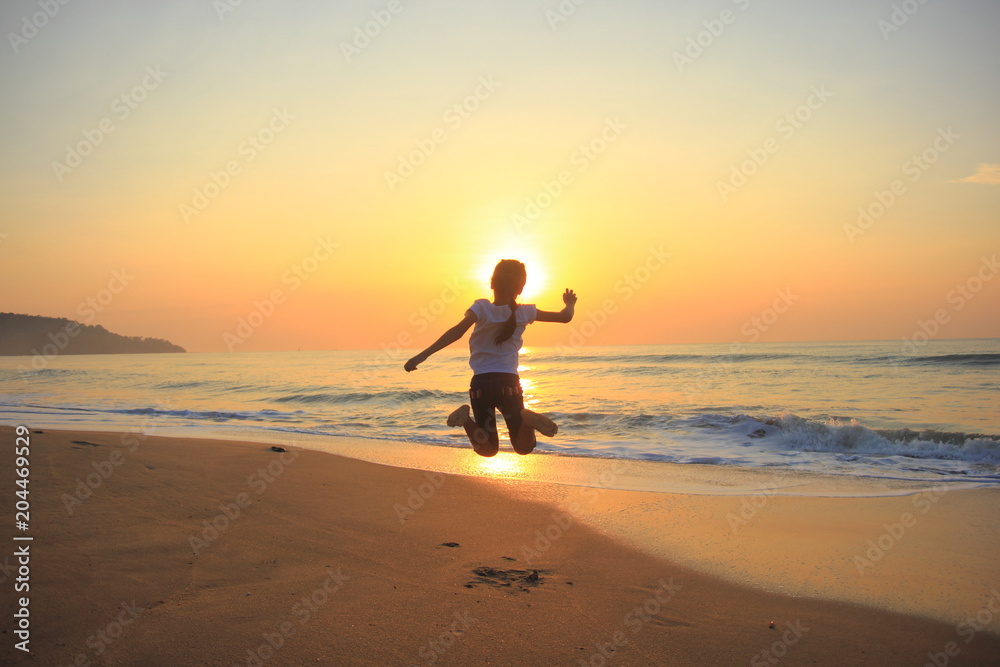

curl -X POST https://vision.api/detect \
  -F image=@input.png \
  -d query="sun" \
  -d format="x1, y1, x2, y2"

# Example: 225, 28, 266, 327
477, 249, 548, 302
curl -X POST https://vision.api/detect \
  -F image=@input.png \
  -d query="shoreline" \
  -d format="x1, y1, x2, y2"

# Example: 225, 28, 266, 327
2, 426, 999, 665
6, 418, 998, 497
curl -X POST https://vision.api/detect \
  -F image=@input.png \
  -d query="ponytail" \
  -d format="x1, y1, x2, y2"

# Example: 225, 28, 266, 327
490, 259, 526, 346
494, 300, 518, 345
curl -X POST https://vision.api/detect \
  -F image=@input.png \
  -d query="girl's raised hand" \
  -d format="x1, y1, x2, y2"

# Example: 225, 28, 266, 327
563, 289, 578, 306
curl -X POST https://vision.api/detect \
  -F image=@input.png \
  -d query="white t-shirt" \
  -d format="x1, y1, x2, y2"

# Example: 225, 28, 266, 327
467, 299, 537, 374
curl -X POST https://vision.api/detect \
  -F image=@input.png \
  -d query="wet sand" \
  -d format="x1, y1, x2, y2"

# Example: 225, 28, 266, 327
1, 426, 998, 666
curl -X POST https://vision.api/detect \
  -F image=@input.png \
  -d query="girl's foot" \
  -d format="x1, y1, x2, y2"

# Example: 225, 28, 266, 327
522, 409, 558, 437
448, 405, 471, 427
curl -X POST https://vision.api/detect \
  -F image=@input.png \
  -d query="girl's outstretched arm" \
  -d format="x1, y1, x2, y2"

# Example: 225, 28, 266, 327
535, 289, 577, 323
404, 311, 477, 372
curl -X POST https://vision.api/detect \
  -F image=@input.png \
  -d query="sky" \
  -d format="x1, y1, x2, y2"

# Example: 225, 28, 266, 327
1, 0, 998, 353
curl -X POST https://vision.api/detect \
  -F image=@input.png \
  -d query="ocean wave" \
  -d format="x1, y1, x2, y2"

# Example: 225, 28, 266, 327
272, 388, 462, 405
547, 410, 1000, 468
902, 353, 1000, 367
150, 380, 211, 389
823, 353, 1000, 368
550, 351, 1000, 369
832, 355, 896, 365
550, 353, 706, 364
108, 406, 299, 422
547, 411, 678, 429
1, 367, 81, 378
771, 413, 1000, 464
551, 353, 814, 365
616, 365, 684, 376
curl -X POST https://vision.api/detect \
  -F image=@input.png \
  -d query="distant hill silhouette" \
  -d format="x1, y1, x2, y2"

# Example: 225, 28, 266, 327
0, 313, 185, 356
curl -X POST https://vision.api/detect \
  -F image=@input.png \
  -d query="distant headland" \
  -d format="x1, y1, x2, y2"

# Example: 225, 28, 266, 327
0, 313, 185, 356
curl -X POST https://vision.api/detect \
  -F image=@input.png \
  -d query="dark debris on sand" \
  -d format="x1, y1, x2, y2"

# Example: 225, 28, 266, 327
466, 567, 550, 593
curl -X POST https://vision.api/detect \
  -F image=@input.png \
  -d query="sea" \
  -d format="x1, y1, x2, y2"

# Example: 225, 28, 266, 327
2, 339, 999, 490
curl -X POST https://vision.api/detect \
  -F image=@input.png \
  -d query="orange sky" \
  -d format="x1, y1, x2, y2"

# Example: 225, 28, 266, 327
1, 0, 998, 352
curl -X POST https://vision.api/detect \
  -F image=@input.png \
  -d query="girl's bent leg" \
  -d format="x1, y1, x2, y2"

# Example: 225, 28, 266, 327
521, 409, 558, 437
510, 421, 537, 455
465, 418, 498, 457
449, 405, 498, 456
447, 405, 471, 427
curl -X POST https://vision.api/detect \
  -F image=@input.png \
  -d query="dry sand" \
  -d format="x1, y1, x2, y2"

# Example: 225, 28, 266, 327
1, 426, 998, 666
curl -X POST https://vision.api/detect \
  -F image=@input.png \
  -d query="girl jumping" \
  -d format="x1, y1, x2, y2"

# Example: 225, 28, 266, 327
404, 259, 577, 457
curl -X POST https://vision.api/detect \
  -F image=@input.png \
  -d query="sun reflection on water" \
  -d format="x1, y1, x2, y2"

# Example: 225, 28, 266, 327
518, 376, 540, 406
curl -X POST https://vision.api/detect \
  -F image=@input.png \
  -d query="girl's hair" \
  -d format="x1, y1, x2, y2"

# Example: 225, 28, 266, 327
491, 259, 527, 346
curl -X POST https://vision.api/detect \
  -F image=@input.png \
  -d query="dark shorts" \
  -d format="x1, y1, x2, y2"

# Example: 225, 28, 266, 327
469, 373, 524, 439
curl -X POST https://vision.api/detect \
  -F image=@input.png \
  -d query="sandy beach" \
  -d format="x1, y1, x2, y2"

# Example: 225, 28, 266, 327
2, 426, 999, 666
